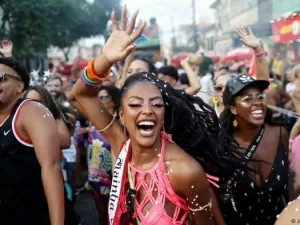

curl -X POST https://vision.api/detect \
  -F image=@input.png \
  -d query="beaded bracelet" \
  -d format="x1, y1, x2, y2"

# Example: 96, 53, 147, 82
87, 58, 110, 82
255, 51, 265, 59
80, 67, 101, 88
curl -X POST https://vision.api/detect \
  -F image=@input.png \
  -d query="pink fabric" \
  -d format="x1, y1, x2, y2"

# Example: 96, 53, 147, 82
114, 133, 189, 225
290, 135, 300, 172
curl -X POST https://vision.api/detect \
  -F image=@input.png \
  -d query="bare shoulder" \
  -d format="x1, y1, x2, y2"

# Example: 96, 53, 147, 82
275, 199, 300, 225
18, 100, 55, 127
164, 141, 207, 195
21, 100, 52, 115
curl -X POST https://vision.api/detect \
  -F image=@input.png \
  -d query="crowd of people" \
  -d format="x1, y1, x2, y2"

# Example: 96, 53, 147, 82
1, 5, 300, 225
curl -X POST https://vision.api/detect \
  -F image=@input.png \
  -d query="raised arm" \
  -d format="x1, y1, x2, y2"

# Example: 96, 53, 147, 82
236, 28, 269, 81
70, 6, 145, 157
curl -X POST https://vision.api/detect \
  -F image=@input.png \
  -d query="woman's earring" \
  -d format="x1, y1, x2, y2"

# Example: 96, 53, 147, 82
233, 117, 238, 128
162, 122, 166, 133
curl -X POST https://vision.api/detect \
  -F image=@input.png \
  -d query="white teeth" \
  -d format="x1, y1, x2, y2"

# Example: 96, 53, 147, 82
251, 110, 263, 114
138, 121, 154, 126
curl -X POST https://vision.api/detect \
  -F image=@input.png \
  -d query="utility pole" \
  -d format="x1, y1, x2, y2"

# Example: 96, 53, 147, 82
192, 0, 198, 52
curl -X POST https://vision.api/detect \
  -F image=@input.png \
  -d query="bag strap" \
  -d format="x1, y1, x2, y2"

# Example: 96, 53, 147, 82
222, 125, 265, 212
241, 125, 265, 165
127, 166, 141, 225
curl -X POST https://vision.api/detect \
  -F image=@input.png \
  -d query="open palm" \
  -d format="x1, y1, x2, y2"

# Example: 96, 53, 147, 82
236, 28, 260, 49
0, 40, 13, 57
102, 7, 145, 64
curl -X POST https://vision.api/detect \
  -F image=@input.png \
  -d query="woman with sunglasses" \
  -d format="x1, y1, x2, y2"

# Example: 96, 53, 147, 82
213, 28, 269, 117
69, 7, 247, 225
216, 74, 290, 225
86, 85, 120, 225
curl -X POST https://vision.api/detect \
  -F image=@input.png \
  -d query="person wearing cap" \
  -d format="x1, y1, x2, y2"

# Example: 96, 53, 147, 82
215, 74, 290, 225
0, 57, 69, 224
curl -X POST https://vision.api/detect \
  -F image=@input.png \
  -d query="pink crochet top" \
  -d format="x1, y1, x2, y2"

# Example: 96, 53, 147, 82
114, 133, 190, 225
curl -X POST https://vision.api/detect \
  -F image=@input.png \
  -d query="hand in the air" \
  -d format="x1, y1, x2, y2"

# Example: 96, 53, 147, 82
102, 6, 146, 64
0, 40, 13, 57
180, 55, 191, 67
236, 27, 260, 49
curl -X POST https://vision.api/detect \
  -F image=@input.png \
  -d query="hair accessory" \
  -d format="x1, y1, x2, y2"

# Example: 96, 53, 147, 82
30, 69, 40, 86
43, 70, 51, 84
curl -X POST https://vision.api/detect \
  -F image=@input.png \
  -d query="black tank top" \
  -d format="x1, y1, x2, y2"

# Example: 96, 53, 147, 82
0, 99, 50, 224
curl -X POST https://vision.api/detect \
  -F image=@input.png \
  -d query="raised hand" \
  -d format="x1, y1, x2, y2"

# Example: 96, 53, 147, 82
236, 27, 260, 49
102, 6, 146, 64
0, 40, 13, 57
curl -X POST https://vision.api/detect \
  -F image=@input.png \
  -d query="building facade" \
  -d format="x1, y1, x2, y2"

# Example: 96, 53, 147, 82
271, 0, 300, 61
210, 0, 272, 53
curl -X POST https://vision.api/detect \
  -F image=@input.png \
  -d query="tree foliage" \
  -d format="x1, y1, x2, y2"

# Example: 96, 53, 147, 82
0, 0, 120, 58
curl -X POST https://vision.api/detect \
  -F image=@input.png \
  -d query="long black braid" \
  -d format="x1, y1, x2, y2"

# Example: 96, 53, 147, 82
120, 72, 245, 177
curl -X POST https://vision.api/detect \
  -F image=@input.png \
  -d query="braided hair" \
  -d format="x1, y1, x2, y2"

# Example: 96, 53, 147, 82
120, 72, 243, 176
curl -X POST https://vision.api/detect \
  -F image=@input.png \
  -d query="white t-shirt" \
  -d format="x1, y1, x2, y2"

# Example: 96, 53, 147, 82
196, 73, 214, 105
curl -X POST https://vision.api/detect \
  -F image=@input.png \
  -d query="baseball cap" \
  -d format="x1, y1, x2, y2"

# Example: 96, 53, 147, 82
223, 74, 270, 106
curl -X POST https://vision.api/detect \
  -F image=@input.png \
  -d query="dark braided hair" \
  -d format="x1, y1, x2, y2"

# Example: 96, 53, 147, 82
120, 72, 244, 176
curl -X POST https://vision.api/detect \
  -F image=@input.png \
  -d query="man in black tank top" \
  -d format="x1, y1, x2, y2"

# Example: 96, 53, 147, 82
0, 57, 69, 225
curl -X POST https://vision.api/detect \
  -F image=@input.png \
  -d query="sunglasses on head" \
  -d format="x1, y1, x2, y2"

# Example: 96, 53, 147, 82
119, 188, 137, 225
0, 73, 21, 83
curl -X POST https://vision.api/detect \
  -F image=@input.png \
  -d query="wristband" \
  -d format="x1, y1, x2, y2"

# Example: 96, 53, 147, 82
255, 51, 265, 58
87, 58, 110, 82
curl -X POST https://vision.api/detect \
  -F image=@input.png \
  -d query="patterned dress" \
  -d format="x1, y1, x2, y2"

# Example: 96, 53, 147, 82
87, 126, 112, 202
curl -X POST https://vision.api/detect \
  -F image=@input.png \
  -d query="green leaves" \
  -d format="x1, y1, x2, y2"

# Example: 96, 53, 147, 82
0, 0, 120, 58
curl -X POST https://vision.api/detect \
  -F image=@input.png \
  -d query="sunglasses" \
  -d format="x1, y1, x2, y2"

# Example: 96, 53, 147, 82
119, 188, 137, 225
214, 85, 225, 92
99, 95, 112, 101
0, 73, 21, 83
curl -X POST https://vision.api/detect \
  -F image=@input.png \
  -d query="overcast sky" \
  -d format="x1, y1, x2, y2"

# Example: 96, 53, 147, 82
122, 0, 215, 45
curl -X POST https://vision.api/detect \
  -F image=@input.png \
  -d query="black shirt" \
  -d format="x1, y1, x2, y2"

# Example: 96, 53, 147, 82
0, 99, 50, 224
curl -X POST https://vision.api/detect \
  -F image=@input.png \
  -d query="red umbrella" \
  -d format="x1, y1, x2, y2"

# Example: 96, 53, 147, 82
205, 51, 220, 63
224, 47, 253, 62
229, 61, 246, 71
171, 52, 192, 68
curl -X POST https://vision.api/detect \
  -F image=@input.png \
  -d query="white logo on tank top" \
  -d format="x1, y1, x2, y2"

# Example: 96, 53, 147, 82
4, 130, 11, 136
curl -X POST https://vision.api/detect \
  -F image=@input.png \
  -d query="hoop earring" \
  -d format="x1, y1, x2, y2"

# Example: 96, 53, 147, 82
233, 117, 238, 128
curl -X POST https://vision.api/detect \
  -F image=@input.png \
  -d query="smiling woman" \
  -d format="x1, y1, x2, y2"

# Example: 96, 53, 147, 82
68, 5, 239, 225
216, 74, 290, 225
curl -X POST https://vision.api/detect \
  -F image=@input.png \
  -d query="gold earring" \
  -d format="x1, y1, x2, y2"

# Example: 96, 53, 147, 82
213, 96, 218, 105
233, 118, 238, 127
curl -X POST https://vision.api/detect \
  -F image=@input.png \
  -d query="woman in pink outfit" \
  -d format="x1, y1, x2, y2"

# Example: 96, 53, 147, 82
69, 6, 240, 225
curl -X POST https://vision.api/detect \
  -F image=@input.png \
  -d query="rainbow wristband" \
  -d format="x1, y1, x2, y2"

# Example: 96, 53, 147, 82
80, 67, 101, 88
